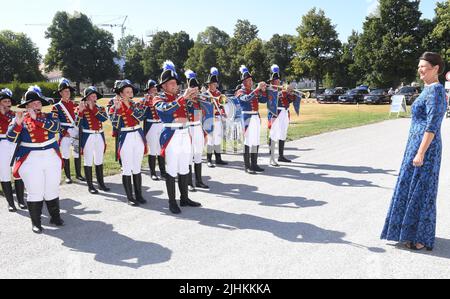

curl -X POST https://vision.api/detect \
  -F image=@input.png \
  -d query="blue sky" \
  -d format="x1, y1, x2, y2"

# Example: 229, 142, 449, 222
1, 0, 440, 56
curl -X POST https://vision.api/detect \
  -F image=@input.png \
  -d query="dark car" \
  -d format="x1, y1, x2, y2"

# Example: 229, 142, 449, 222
338, 88, 369, 104
396, 86, 421, 105
364, 89, 392, 105
317, 88, 347, 103
311, 88, 327, 99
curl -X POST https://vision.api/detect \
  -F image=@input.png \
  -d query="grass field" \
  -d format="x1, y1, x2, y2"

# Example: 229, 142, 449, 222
46, 98, 400, 178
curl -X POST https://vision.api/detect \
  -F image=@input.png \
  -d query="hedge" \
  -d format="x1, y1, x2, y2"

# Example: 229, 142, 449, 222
0, 81, 59, 103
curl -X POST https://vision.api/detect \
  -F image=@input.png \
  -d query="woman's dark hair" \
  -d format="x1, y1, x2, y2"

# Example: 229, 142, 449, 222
420, 52, 445, 75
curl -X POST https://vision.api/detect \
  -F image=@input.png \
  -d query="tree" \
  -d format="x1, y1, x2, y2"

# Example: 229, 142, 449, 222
185, 27, 230, 83
0, 30, 43, 83
118, 35, 140, 58
242, 39, 268, 83
291, 8, 341, 93
264, 34, 295, 80
45, 11, 118, 91
124, 39, 146, 86
353, 0, 425, 88
233, 20, 259, 47
333, 31, 362, 88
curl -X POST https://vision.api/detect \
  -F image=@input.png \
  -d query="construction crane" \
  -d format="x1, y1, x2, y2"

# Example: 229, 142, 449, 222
97, 16, 128, 39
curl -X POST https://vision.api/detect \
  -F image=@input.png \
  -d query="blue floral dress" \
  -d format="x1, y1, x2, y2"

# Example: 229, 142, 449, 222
381, 83, 447, 249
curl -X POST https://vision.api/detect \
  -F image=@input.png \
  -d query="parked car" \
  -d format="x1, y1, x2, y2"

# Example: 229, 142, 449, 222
317, 88, 347, 103
311, 88, 327, 99
364, 89, 392, 105
338, 88, 369, 104
396, 86, 421, 105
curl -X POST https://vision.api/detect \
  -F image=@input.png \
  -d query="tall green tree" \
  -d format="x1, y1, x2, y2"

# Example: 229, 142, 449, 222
291, 8, 341, 93
333, 31, 362, 88
353, 0, 425, 88
118, 35, 140, 57
124, 38, 146, 86
45, 12, 118, 91
264, 34, 295, 80
0, 30, 43, 83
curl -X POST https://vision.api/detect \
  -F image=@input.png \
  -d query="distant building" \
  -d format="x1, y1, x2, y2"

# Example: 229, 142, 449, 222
40, 64, 63, 83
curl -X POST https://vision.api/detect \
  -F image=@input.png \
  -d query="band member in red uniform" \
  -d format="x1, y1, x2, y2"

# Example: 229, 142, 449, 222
52, 78, 85, 183
8, 86, 64, 234
76, 86, 110, 194
154, 61, 202, 214
0, 88, 26, 212
109, 80, 148, 206
235, 66, 268, 174
206, 67, 228, 168
142, 79, 167, 181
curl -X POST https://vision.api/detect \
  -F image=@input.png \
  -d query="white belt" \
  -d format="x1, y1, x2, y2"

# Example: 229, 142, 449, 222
60, 123, 75, 128
278, 107, 287, 111
0, 134, 6, 139
146, 119, 161, 123
83, 129, 104, 134
189, 121, 202, 127
164, 123, 189, 129
243, 111, 258, 115
121, 125, 141, 132
21, 138, 57, 148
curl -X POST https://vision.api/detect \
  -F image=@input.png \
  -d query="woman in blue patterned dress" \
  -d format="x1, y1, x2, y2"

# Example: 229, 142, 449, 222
381, 52, 447, 251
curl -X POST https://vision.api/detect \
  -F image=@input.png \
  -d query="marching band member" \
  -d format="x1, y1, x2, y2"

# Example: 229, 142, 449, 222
0, 88, 26, 212
142, 79, 167, 181
52, 78, 85, 184
267, 65, 301, 166
154, 61, 202, 214
185, 70, 210, 191
76, 86, 110, 194
8, 86, 64, 234
235, 65, 268, 174
109, 80, 148, 206
108, 80, 123, 165
206, 67, 228, 168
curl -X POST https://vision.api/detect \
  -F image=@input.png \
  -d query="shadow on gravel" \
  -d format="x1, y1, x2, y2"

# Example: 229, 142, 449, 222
45, 199, 172, 269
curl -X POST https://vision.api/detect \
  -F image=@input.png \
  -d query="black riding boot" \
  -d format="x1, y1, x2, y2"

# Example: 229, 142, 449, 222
63, 159, 72, 184
188, 166, 196, 192
74, 158, 86, 181
95, 165, 110, 191
123, 176, 139, 206
195, 163, 209, 189
179, 174, 201, 207
251, 147, 264, 173
14, 179, 27, 209
28, 201, 44, 234
149, 156, 160, 181
207, 145, 216, 168
158, 156, 167, 179
166, 175, 181, 214
84, 166, 98, 194
278, 140, 292, 163
46, 198, 64, 226
215, 152, 228, 166
244, 145, 255, 174
133, 173, 147, 204
1, 182, 17, 212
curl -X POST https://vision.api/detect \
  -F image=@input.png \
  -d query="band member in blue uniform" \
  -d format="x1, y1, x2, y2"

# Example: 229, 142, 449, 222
109, 80, 148, 206
235, 66, 268, 174
142, 79, 167, 181
266, 65, 301, 166
0, 88, 26, 211
52, 78, 85, 184
154, 61, 202, 214
8, 86, 64, 234
76, 86, 110, 194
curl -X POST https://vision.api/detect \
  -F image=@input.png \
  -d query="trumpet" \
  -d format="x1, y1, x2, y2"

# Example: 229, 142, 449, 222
268, 84, 304, 96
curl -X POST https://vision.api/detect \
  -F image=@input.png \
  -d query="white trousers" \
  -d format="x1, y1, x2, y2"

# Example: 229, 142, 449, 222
146, 123, 163, 156
120, 131, 145, 176
83, 134, 105, 167
165, 128, 192, 177
0, 140, 15, 182
244, 115, 261, 147
18, 149, 61, 203
189, 125, 205, 164
207, 118, 223, 147
60, 135, 80, 159
270, 109, 289, 142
